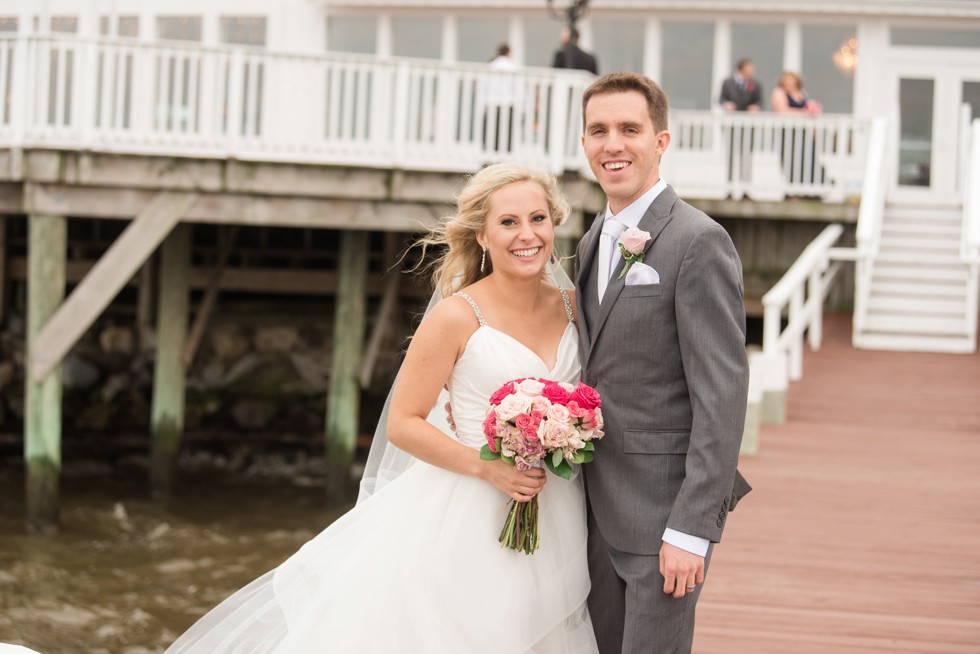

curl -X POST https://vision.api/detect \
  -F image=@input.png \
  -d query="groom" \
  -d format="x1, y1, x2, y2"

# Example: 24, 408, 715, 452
575, 72, 751, 653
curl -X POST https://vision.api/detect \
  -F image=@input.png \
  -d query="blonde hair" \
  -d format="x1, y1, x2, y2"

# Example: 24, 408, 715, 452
417, 163, 570, 298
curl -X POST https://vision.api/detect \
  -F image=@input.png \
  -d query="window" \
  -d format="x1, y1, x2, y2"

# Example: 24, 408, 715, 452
731, 23, 784, 110
51, 16, 78, 33
801, 25, 856, 114
592, 19, 644, 75
157, 16, 202, 42
327, 16, 377, 55
99, 16, 138, 37
458, 18, 509, 63
220, 16, 267, 46
891, 28, 980, 49
524, 17, 562, 68
392, 17, 442, 60
0, 17, 18, 33
661, 22, 713, 110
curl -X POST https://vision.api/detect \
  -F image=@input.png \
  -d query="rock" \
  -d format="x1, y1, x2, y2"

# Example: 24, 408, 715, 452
221, 353, 260, 386
254, 326, 300, 354
230, 398, 277, 430
61, 353, 100, 389
99, 325, 135, 355
209, 326, 250, 361
289, 351, 328, 393
100, 372, 131, 402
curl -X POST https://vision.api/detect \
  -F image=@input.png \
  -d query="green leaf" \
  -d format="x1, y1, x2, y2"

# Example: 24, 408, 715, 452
552, 460, 574, 480
583, 441, 595, 452
571, 451, 586, 464
479, 444, 501, 461
502, 454, 515, 467
581, 452, 594, 464
551, 449, 564, 468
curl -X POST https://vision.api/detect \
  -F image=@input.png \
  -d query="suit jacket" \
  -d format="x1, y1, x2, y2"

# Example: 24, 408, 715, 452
574, 185, 751, 555
552, 44, 598, 75
719, 76, 762, 111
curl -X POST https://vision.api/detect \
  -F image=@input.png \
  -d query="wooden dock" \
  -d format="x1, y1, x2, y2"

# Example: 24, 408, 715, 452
695, 314, 980, 653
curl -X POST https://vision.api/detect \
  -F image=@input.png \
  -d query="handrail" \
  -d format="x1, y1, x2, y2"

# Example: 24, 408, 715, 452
0, 33, 873, 204
852, 116, 889, 334
963, 118, 980, 264
761, 223, 844, 382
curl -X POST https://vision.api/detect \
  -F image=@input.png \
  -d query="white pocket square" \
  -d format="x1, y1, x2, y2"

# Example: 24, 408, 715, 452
625, 262, 660, 285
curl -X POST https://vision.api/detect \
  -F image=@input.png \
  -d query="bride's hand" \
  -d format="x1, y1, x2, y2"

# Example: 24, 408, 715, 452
480, 460, 546, 502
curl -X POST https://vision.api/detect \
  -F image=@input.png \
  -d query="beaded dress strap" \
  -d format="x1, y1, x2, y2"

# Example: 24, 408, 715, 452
453, 292, 488, 327
558, 287, 575, 323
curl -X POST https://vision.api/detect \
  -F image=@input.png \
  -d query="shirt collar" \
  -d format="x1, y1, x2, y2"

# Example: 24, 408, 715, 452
604, 178, 667, 229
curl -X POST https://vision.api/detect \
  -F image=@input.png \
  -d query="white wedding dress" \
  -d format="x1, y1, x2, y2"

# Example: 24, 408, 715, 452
166, 293, 598, 653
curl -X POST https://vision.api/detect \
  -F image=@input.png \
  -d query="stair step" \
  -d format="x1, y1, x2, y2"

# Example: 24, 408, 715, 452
875, 252, 968, 266
884, 205, 963, 221
853, 332, 977, 354
880, 222, 963, 237
867, 296, 967, 315
863, 314, 969, 337
870, 280, 969, 297
872, 264, 970, 282
879, 236, 961, 252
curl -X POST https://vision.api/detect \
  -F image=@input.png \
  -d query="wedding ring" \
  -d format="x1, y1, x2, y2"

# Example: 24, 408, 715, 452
685, 585, 697, 590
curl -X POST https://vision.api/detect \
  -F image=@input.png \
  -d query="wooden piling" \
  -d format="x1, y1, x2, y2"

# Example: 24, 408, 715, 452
325, 230, 369, 500
0, 215, 7, 327
150, 225, 191, 498
24, 214, 66, 534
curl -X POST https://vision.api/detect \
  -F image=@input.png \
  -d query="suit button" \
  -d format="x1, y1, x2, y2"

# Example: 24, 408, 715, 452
589, 377, 598, 387
717, 518, 725, 528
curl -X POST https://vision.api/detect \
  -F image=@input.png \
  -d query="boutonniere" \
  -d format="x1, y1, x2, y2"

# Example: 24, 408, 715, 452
616, 227, 652, 279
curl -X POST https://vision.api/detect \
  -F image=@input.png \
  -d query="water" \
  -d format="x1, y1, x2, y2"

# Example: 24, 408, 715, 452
0, 456, 354, 654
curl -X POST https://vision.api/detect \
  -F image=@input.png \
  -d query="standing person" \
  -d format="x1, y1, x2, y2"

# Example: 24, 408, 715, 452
720, 58, 762, 112
162, 163, 600, 653
771, 71, 823, 187
576, 72, 751, 653
771, 71, 822, 115
483, 44, 520, 152
552, 25, 598, 75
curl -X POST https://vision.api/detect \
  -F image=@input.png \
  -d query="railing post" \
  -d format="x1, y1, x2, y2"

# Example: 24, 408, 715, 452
9, 36, 28, 145
789, 287, 804, 380
808, 263, 824, 351
390, 62, 410, 168
548, 75, 570, 175
762, 303, 781, 356
78, 37, 99, 146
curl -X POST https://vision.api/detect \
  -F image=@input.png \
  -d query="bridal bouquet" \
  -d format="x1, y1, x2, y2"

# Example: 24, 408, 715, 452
480, 378, 604, 554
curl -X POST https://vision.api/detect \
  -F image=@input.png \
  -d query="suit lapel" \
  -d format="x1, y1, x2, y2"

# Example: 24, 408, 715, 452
587, 186, 679, 359
575, 212, 605, 348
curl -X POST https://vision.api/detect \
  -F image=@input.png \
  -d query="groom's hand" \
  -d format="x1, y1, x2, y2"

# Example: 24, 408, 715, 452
659, 541, 705, 599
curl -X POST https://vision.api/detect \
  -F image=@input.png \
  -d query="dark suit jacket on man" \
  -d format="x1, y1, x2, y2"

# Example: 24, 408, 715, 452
719, 76, 762, 111
552, 44, 598, 75
575, 185, 751, 555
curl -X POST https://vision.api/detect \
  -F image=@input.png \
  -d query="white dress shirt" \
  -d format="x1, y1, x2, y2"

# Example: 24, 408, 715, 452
603, 178, 710, 558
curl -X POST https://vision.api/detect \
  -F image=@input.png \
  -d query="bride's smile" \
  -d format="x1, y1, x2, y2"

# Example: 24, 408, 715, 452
478, 180, 554, 278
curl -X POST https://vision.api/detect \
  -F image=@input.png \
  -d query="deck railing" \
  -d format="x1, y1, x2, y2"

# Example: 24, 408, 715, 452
962, 118, 980, 345
851, 116, 889, 335
0, 33, 873, 203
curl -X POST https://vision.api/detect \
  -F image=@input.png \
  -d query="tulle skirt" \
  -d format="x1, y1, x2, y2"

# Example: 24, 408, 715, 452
165, 460, 598, 653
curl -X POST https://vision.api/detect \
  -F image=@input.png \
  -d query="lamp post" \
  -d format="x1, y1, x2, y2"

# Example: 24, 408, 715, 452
547, 0, 590, 30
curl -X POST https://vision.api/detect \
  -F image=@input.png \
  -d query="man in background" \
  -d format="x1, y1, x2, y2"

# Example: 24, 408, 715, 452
720, 58, 762, 112
552, 26, 598, 75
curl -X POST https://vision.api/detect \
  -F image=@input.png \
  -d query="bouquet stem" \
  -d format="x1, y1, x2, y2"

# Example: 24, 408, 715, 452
499, 496, 539, 554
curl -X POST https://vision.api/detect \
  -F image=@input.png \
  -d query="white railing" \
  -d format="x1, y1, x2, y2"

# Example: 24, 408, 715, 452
963, 118, 980, 265
851, 116, 889, 335
0, 33, 877, 203
0, 34, 593, 174
666, 111, 872, 202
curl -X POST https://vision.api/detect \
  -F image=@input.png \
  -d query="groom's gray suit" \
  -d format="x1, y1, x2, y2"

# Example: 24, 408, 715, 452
574, 185, 751, 653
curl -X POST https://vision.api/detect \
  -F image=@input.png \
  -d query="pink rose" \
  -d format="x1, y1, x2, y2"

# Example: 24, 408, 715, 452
593, 407, 604, 431
541, 382, 572, 405
523, 433, 544, 456
619, 227, 651, 255
531, 395, 552, 415
514, 413, 534, 430
489, 382, 515, 406
570, 383, 601, 410
497, 393, 532, 422
517, 378, 545, 397
541, 420, 572, 449
547, 403, 571, 424
566, 400, 587, 419
529, 410, 544, 428
483, 411, 497, 438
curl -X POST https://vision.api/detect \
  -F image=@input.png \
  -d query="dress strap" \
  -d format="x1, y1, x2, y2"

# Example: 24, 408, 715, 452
453, 291, 488, 327
558, 287, 575, 323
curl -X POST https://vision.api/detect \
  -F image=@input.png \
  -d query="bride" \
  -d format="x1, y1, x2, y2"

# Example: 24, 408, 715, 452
164, 163, 599, 653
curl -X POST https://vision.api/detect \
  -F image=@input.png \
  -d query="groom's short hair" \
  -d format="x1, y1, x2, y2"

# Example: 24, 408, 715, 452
582, 72, 669, 133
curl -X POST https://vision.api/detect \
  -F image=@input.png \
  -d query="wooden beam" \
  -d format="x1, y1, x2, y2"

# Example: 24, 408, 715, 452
359, 266, 401, 389
150, 225, 191, 498
24, 214, 66, 534
182, 226, 238, 368
30, 191, 198, 382
0, 215, 6, 327
325, 230, 369, 500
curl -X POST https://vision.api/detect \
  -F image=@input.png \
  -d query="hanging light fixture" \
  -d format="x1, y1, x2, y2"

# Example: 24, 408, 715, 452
833, 37, 858, 75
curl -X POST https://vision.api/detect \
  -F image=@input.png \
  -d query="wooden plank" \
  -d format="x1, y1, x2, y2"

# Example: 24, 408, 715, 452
150, 225, 191, 498
182, 225, 237, 368
24, 214, 66, 534
694, 315, 980, 653
325, 230, 369, 501
30, 191, 198, 382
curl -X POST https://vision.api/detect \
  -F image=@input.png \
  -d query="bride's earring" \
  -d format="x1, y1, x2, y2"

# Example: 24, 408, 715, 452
550, 250, 559, 266
480, 245, 488, 273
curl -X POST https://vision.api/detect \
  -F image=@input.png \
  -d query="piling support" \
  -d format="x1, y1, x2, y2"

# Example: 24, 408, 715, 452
24, 214, 66, 534
150, 225, 191, 498
0, 215, 7, 327
325, 230, 369, 500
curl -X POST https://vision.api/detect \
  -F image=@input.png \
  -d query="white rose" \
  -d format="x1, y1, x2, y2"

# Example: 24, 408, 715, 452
496, 392, 532, 422
517, 378, 545, 397
547, 403, 571, 424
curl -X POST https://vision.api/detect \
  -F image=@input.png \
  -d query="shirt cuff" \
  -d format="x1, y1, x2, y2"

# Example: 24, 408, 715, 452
662, 528, 710, 557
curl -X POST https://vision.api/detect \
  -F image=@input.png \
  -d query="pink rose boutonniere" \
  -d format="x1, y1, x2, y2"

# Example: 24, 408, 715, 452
617, 227, 652, 279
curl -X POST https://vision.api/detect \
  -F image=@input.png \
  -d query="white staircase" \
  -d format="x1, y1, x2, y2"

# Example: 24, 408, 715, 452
854, 203, 978, 353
